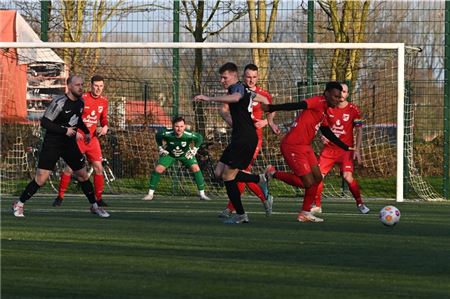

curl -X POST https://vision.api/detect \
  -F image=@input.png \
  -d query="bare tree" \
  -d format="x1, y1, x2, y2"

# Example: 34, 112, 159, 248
318, 0, 370, 81
247, 0, 280, 89
181, 0, 247, 135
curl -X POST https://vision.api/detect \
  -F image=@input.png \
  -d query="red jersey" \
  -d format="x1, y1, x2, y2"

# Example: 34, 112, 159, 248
251, 86, 273, 136
282, 95, 328, 146
324, 102, 362, 149
79, 92, 108, 136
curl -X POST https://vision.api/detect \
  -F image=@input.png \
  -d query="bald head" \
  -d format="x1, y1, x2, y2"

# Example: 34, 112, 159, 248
67, 75, 84, 100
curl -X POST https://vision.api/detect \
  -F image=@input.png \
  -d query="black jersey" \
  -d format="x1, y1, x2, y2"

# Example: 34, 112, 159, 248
228, 82, 257, 141
41, 95, 89, 142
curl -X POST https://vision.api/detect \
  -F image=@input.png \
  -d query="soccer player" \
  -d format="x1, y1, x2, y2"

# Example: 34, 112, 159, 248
263, 81, 351, 223
313, 83, 370, 214
12, 75, 110, 218
53, 75, 109, 207
143, 116, 210, 201
194, 62, 274, 224
217, 63, 279, 218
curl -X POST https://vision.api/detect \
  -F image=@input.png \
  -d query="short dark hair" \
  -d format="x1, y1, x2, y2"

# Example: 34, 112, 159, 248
325, 81, 343, 92
91, 75, 104, 84
67, 75, 82, 85
244, 63, 258, 72
172, 116, 185, 125
219, 62, 238, 74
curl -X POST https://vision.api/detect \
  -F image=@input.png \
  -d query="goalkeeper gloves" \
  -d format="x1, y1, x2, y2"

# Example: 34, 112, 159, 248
159, 146, 169, 156
185, 147, 198, 159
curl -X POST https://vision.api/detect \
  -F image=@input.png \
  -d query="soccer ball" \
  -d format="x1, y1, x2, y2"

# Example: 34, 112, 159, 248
379, 205, 401, 226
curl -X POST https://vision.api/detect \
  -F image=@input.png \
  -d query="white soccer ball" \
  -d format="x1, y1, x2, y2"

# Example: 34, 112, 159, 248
379, 205, 401, 226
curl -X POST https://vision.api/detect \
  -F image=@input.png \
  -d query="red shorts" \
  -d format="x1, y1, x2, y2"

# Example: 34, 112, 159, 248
319, 146, 354, 176
280, 142, 318, 177
77, 137, 103, 162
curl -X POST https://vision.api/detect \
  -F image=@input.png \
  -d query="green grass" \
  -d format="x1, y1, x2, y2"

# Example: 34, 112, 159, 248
2, 195, 450, 299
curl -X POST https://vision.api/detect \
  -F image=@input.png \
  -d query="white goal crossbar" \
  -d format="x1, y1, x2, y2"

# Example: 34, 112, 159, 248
1, 42, 406, 202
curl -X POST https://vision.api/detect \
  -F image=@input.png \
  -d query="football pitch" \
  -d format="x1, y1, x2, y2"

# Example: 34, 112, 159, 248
2, 195, 450, 299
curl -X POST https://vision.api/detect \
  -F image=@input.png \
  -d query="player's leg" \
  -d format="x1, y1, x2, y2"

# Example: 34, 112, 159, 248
340, 151, 369, 213
185, 157, 210, 200
66, 145, 110, 218
85, 137, 106, 205
13, 143, 59, 217
144, 155, 173, 200
313, 148, 336, 213
53, 165, 73, 207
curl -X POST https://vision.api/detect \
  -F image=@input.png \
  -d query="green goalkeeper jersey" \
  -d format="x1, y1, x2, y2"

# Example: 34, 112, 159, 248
156, 129, 204, 158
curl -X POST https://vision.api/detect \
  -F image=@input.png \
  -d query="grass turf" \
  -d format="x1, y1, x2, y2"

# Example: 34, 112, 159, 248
2, 195, 450, 299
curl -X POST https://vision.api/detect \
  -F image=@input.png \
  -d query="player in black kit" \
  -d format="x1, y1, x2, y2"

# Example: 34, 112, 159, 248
12, 75, 110, 218
194, 62, 276, 224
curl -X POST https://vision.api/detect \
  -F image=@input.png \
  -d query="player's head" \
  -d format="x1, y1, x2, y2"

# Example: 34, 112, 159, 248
172, 116, 186, 137
340, 83, 349, 102
219, 62, 239, 89
243, 63, 259, 89
324, 81, 343, 108
66, 75, 84, 98
90, 75, 105, 98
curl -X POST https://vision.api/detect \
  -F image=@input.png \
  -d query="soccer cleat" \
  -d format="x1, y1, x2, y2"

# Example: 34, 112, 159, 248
258, 173, 270, 201
297, 211, 324, 223
265, 165, 276, 181
97, 200, 108, 207
263, 195, 273, 217
310, 206, 323, 214
12, 201, 25, 218
223, 213, 249, 224
357, 203, 370, 214
91, 206, 110, 218
142, 193, 154, 201
218, 208, 233, 218
199, 194, 211, 201
52, 197, 63, 207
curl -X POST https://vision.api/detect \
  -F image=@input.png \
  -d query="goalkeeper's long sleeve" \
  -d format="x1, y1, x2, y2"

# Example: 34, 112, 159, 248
267, 101, 307, 113
319, 126, 350, 151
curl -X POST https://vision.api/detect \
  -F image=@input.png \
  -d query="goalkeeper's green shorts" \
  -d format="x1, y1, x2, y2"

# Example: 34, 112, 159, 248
157, 154, 199, 169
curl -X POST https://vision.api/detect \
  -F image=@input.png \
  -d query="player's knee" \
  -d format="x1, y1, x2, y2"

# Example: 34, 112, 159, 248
154, 165, 166, 174
191, 164, 200, 172
343, 172, 353, 182
73, 169, 89, 182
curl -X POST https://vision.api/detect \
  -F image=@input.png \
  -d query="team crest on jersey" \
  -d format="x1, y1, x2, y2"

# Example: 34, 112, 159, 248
343, 114, 350, 121
91, 111, 96, 116
181, 141, 186, 147
98, 106, 103, 113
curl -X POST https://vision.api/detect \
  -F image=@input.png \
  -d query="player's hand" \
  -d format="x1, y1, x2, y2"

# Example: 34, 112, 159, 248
158, 146, 169, 156
269, 122, 281, 135
185, 147, 198, 159
261, 103, 270, 112
75, 132, 83, 141
97, 125, 108, 136
254, 119, 267, 129
66, 127, 77, 137
193, 95, 209, 102
84, 133, 91, 144
353, 149, 362, 164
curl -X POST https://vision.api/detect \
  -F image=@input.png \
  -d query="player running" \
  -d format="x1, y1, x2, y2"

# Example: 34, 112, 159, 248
263, 81, 352, 223
217, 63, 279, 218
53, 75, 109, 207
12, 75, 109, 218
143, 116, 210, 201
313, 83, 370, 214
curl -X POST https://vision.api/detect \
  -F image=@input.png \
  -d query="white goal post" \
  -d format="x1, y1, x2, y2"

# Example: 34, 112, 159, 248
3, 41, 439, 202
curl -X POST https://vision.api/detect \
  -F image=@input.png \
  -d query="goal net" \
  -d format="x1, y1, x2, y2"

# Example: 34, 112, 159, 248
0, 42, 443, 201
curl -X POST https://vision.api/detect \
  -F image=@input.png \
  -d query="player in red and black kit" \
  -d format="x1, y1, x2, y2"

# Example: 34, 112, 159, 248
194, 62, 276, 224
218, 63, 279, 218
53, 75, 109, 207
263, 81, 351, 223
313, 83, 370, 214
12, 75, 110, 218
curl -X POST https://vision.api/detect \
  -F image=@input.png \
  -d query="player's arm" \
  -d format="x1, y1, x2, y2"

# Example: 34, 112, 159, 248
40, 117, 68, 135
353, 126, 363, 163
319, 126, 350, 151
41, 97, 70, 135
77, 117, 91, 143
155, 130, 169, 156
194, 92, 241, 103
262, 101, 307, 113
98, 102, 109, 136
219, 103, 233, 127
185, 131, 203, 159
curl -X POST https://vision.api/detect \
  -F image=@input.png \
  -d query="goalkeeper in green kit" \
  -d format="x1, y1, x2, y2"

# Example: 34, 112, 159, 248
143, 116, 210, 201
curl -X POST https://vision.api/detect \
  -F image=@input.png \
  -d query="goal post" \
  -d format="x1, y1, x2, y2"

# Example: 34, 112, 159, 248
0, 42, 442, 201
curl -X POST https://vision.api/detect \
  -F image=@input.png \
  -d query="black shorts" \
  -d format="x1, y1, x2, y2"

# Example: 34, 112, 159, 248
220, 136, 257, 170
37, 138, 86, 171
